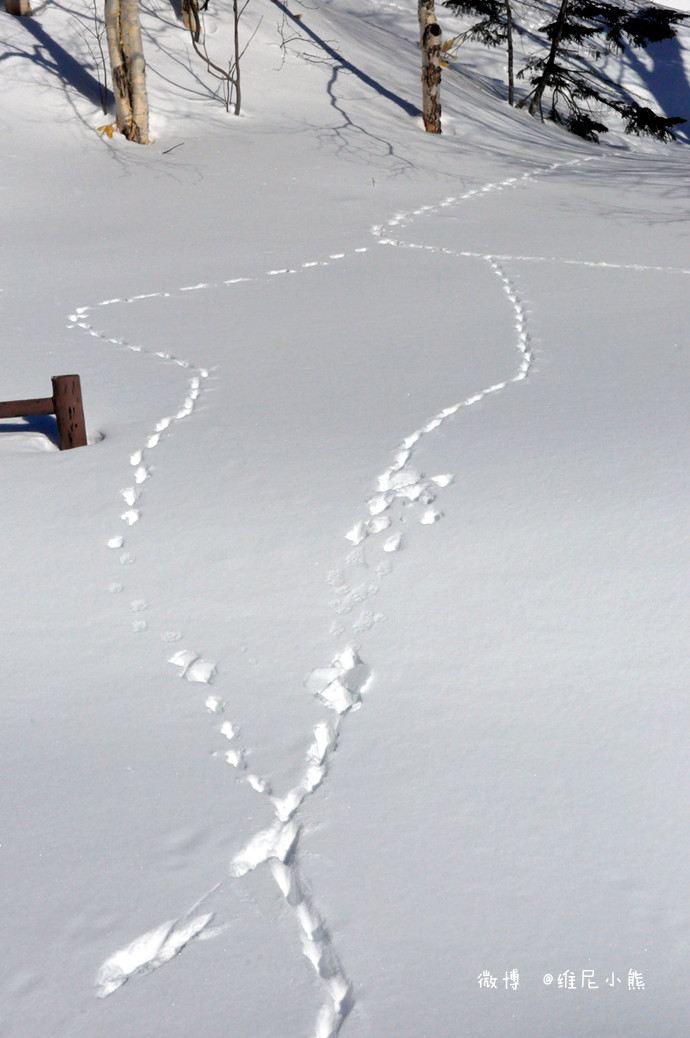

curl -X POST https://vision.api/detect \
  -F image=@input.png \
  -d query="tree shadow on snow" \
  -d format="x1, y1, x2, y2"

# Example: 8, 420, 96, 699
317, 63, 418, 173
624, 35, 690, 145
268, 0, 422, 119
3, 16, 114, 111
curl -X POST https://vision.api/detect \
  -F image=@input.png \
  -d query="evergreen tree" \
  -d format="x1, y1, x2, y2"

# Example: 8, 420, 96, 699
445, 0, 687, 141
444, 0, 517, 104
518, 0, 687, 141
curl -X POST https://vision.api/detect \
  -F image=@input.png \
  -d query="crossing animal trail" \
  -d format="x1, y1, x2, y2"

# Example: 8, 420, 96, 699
73, 154, 670, 1036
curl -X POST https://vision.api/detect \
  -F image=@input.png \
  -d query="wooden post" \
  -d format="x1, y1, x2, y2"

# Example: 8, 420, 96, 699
0, 397, 53, 419
52, 375, 87, 450
0, 374, 87, 450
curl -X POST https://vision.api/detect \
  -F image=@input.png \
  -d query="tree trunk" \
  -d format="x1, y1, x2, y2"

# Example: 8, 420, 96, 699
5, 0, 32, 14
418, 0, 443, 133
505, 0, 515, 106
527, 0, 569, 117
182, 0, 201, 41
232, 0, 241, 115
105, 0, 133, 135
121, 0, 149, 141
104, 0, 150, 143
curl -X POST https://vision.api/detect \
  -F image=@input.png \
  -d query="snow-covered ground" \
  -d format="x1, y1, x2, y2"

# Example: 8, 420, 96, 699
2, 1, 689, 1036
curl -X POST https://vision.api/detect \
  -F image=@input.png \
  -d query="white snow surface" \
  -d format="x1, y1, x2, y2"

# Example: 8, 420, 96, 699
1, 1, 689, 1036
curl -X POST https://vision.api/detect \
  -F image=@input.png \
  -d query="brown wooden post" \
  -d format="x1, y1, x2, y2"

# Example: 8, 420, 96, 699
0, 396, 53, 419
52, 375, 87, 450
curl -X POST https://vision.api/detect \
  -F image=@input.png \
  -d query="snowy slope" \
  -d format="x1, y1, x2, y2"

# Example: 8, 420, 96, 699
1, 2, 689, 1037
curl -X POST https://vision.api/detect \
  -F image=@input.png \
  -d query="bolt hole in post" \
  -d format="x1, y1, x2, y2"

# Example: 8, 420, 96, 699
0, 375, 87, 450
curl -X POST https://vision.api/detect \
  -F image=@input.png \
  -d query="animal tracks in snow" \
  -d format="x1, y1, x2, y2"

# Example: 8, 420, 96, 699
227, 648, 372, 1037
95, 899, 217, 998
67, 297, 210, 643
326, 246, 533, 638
169, 649, 218, 685
72, 153, 664, 1031
370, 158, 592, 241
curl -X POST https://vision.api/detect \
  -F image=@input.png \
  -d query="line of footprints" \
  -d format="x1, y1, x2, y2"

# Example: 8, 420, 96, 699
85, 159, 568, 1033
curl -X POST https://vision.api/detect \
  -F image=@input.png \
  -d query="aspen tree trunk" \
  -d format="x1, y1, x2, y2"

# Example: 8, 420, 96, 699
105, 0, 150, 143
105, 0, 132, 135
418, 0, 443, 133
527, 0, 569, 117
5, 0, 32, 15
122, 0, 149, 141
182, 0, 201, 41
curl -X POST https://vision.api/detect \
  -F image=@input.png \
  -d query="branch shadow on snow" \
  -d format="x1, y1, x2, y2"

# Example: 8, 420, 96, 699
318, 63, 417, 173
268, 0, 422, 119
138, 0, 242, 108
6, 16, 114, 111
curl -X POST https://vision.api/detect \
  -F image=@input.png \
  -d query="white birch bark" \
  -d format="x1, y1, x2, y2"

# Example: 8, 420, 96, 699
418, 0, 443, 133
5, 0, 32, 15
104, 0, 150, 144
182, 0, 201, 40
121, 0, 149, 142
105, 0, 132, 136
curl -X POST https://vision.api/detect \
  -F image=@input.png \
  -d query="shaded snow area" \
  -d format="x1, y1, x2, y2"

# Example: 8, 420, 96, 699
1, 0, 689, 1035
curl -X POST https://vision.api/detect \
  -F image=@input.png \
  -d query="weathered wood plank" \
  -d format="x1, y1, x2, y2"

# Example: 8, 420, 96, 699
0, 397, 54, 419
